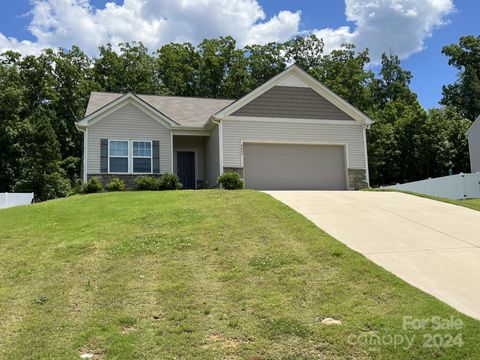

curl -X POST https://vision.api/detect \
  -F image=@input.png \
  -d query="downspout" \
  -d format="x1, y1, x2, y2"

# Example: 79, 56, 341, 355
363, 124, 370, 188
75, 123, 88, 183
211, 117, 224, 176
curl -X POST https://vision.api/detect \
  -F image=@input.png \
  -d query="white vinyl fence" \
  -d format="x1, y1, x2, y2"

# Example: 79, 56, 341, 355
0, 193, 34, 209
384, 173, 480, 200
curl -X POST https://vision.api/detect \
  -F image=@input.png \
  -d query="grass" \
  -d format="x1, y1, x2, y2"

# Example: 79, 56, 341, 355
0, 190, 479, 359
369, 188, 480, 212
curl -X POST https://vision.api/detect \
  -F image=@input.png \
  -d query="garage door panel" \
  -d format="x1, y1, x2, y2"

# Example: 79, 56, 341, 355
243, 143, 346, 190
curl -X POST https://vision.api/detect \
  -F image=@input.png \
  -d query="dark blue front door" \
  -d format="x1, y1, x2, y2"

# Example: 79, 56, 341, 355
177, 151, 195, 189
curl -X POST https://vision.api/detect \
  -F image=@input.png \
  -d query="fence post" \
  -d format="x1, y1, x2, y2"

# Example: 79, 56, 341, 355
5, 192, 8, 207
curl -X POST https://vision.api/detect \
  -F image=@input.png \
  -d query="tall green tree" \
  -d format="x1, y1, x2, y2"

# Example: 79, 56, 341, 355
313, 44, 373, 111
14, 110, 70, 200
45, 47, 100, 183
284, 35, 324, 71
420, 107, 471, 176
245, 42, 286, 89
156, 42, 199, 96
441, 35, 480, 120
367, 53, 427, 184
0, 52, 27, 191
94, 42, 158, 94
197, 36, 237, 98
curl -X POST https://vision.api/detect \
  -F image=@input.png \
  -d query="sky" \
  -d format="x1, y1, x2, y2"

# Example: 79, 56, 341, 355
0, 0, 478, 109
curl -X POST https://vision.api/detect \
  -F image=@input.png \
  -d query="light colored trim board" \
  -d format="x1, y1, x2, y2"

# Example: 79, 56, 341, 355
219, 121, 224, 176
224, 115, 359, 126
173, 148, 198, 189
170, 131, 174, 173
83, 128, 88, 183
172, 129, 210, 136
132, 140, 153, 175
214, 64, 373, 125
107, 139, 154, 175
277, 74, 308, 87
362, 125, 370, 187
108, 139, 130, 174
240, 140, 350, 189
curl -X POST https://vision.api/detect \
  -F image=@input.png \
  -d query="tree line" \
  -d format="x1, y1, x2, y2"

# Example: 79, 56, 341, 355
0, 35, 479, 199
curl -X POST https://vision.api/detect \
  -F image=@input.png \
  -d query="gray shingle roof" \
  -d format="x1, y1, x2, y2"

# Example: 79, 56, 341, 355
84, 92, 234, 127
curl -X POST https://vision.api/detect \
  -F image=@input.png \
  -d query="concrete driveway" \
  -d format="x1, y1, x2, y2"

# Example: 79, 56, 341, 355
266, 191, 480, 320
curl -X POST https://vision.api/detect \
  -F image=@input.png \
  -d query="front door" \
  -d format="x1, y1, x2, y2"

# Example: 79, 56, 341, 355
177, 151, 195, 189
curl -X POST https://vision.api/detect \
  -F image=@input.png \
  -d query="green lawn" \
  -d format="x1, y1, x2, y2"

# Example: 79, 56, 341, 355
370, 188, 480, 212
0, 191, 479, 359
413, 194, 480, 212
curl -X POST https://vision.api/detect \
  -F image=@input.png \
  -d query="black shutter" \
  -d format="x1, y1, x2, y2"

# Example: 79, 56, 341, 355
100, 139, 108, 173
152, 140, 160, 173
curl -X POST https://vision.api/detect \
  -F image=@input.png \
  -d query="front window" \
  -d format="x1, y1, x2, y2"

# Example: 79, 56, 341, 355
133, 141, 152, 173
109, 140, 129, 173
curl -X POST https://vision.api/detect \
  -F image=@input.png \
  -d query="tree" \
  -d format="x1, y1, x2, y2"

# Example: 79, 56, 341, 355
156, 42, 199, 96
244, 42, 286, 89
284, 34, 324, 71
367, 53, 427, 185
196, 36, 237, 98
94, 42, 158, 94
45, 47, 100, 183
420, 108, 471, 176
313, 44, 373, 111
14, 110, 70, 200
0, 51, 27, 191
441, 35, 480, 120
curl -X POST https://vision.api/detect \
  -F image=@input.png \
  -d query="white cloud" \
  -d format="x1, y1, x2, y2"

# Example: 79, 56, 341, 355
313, 0, 454, 62
0, 0, 453, 62
0, 0, 300, 55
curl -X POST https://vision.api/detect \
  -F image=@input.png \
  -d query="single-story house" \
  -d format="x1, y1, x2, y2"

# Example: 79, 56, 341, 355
76, 65, 373, 190
468, 115, 480, 173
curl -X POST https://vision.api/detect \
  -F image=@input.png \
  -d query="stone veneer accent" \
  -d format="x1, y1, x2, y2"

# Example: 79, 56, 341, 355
222, 167, 368, 190
87, 174, 162, 189
348, 169, 368, 190
223, 167, 244, 177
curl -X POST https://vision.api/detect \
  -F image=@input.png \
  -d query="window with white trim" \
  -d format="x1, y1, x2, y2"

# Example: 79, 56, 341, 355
132, 141, 152, 173
109, 140, 129, 173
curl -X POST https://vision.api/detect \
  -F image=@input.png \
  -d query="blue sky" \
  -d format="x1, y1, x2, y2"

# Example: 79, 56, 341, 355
0, 0, 477, 109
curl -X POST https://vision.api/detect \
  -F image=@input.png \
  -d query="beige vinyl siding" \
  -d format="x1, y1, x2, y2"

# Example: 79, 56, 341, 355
87, 103, 172, 174
204, 125, 220, 187
222, 119, 366, 169
468, 121, 480, 172
173, 136, 206, 181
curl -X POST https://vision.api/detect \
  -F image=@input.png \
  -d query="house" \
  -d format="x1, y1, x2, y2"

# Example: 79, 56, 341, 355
468, 115, 480, 173
76, 65, 373, 190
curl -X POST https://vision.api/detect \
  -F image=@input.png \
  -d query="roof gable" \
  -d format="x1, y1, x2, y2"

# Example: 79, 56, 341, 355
231, 86, 354, 121
214, 64, 373, 125
82, 92, 233, 128
77, 93, 178, 129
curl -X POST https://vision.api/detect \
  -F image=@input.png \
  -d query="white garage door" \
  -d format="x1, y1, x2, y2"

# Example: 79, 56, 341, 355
243, 143, 347, 190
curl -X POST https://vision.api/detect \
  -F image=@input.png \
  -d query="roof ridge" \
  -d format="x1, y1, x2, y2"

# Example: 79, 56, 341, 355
91, 91, 234, 102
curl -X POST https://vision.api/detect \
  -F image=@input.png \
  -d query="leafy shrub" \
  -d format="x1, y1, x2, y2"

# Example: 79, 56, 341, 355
72, 180, 83, 194
135, 176, 160, 190
159, 173, 182, 190
218, 172, 244, 190
82, 177, 103, 193
14, 171, 72, 201
106, 177, 126, 191
42, 173, 72, 199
